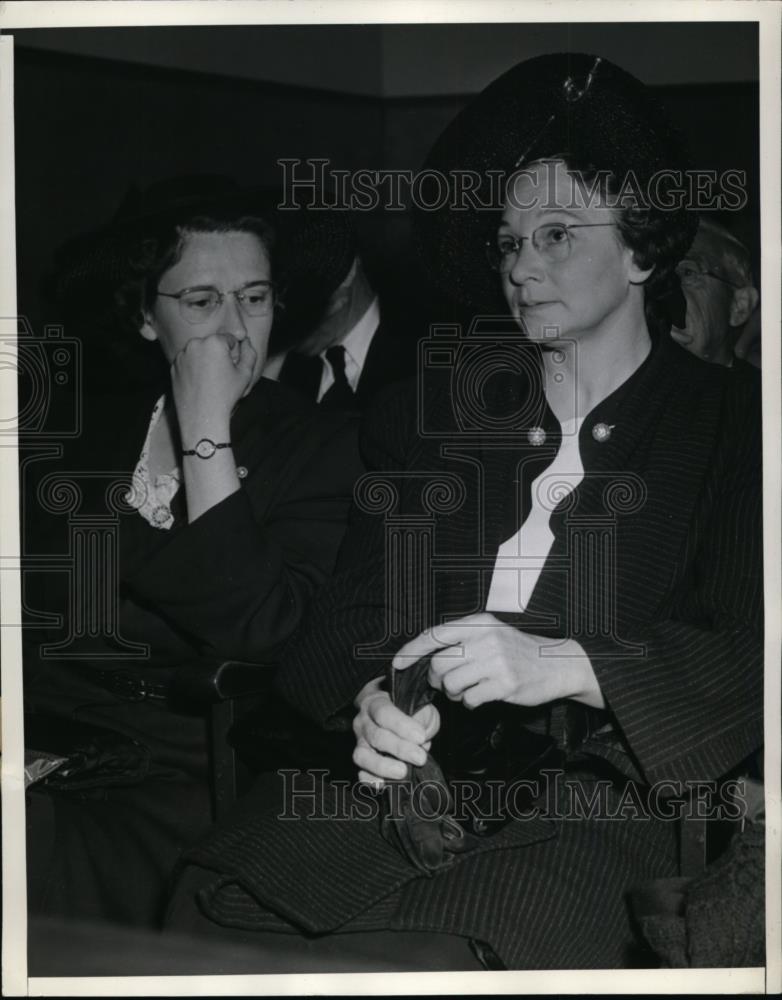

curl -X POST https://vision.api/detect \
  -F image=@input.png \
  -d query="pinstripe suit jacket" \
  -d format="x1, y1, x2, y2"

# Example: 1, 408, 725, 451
184, 333, 763, 967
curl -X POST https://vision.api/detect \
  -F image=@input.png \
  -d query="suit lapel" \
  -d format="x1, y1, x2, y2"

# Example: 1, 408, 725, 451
428, 336, 726, 633
428, 358, 549, 620
531, 336, 725, 631
278, 351, 322, 401
353, 322, 385, 406
355, 323, 405, 406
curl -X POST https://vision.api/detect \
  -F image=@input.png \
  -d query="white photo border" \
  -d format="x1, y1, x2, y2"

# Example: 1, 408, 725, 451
1, 2, 779, 996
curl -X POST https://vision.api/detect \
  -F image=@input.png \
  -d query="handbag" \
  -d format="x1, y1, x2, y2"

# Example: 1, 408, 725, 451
630, 766, 765, 968
630, 820, 764, 967
25, 713, 151, 792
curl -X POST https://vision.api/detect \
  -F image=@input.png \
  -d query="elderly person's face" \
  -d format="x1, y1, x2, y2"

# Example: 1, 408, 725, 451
670, 229, 758, 366
141, 229, 274, 390
495, 160, 649, 345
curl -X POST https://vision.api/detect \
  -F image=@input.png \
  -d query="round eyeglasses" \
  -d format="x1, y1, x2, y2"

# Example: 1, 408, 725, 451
675, 261, 742, 290
486, 222, 618, 273
156, 280, 275, 324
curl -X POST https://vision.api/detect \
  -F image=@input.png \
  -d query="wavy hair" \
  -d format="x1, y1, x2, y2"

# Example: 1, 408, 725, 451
113, 211, 277, 340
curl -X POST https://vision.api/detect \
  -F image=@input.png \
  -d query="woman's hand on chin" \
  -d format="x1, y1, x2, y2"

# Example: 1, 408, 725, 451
171, 333, 256, 437
392, 613, 606, 711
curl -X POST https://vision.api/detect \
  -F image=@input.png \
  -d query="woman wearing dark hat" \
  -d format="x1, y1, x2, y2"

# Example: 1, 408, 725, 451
166, 56, 763, 970
24, 178, 364, 930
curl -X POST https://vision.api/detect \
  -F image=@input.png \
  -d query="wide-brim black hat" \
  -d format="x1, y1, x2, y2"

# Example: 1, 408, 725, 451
53, 174, 356, 314
414, 52, 697, 310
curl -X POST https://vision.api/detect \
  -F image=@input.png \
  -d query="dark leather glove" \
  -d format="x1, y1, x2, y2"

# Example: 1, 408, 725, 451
379, 656, 470, 874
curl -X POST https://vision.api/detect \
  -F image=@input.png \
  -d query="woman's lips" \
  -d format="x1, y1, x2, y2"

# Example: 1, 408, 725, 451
515, 300, 558, 320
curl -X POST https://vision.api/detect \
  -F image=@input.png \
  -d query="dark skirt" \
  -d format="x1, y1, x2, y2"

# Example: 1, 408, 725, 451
26, 664, 212, 928
165, 768, 679, 969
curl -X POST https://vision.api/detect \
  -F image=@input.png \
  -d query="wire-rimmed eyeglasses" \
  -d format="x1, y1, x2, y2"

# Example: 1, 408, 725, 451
156, 280, 275, 324
675, 261, 742, 291
486, 223, 618, 273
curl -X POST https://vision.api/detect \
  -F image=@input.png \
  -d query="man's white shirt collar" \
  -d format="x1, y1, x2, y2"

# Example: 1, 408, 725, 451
260, 296, 380, 398
318, 296, 380, 399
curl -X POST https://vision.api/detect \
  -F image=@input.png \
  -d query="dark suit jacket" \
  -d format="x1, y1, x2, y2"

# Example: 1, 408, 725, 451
182, 335, 763, 966
25, 376, 363, 669
278, 314, 420, 412
352, 319, 419, 410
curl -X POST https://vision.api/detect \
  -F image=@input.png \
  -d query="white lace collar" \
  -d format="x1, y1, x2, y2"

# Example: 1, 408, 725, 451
125, 395, 181, 530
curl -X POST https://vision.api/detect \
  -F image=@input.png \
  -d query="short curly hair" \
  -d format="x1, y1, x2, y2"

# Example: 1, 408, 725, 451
545, 155, 696, 301
113, 211, 277, 340
499, 153, 694, 339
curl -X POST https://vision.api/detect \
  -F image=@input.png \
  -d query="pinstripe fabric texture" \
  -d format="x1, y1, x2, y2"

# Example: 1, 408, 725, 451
181, 334, 763, 968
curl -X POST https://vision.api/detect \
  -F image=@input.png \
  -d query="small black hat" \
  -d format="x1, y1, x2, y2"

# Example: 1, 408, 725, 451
414, 52, 697, 310
53, 174, 356, 313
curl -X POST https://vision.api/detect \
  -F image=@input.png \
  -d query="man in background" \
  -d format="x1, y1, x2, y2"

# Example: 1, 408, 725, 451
671, 217, 759, 368
265, 217, 419, 409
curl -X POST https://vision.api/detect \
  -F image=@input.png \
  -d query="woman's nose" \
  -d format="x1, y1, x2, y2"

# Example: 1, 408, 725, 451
507, 239, 543, 285
218, 293, 248, 336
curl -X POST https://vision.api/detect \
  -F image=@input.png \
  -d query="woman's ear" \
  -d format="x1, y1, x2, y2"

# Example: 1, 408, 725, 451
626, 249, 655, 286
139, 312, 159, 343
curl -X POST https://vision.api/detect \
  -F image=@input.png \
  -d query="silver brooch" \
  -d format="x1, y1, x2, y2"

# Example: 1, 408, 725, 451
527, 426, 547, 446
562, 56, 603, 104
514, 56, 603, 168
592, 423, 614, 443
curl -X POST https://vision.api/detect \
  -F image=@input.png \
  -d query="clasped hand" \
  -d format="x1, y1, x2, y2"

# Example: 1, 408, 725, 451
352, 677, 440, 789
353, 612, 604, 787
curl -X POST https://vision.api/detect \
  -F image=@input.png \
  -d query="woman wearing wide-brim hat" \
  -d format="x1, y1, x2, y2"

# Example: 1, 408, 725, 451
23, 176, 364, 930
166, 55, 763, 969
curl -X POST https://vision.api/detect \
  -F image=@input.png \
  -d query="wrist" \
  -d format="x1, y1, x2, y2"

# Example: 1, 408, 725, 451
181, 437, 233, 460
179, 415, 231, 446
562, 639, 605, 708
176, 402, 231, 441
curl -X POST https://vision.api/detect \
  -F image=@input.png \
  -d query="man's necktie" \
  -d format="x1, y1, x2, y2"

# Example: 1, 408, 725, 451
320, 345, 356, 410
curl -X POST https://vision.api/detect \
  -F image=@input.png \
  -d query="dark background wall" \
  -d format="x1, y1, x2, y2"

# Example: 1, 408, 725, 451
13, 47, 386, 334
11, 22, 760, 336
11, 21, 759, 95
